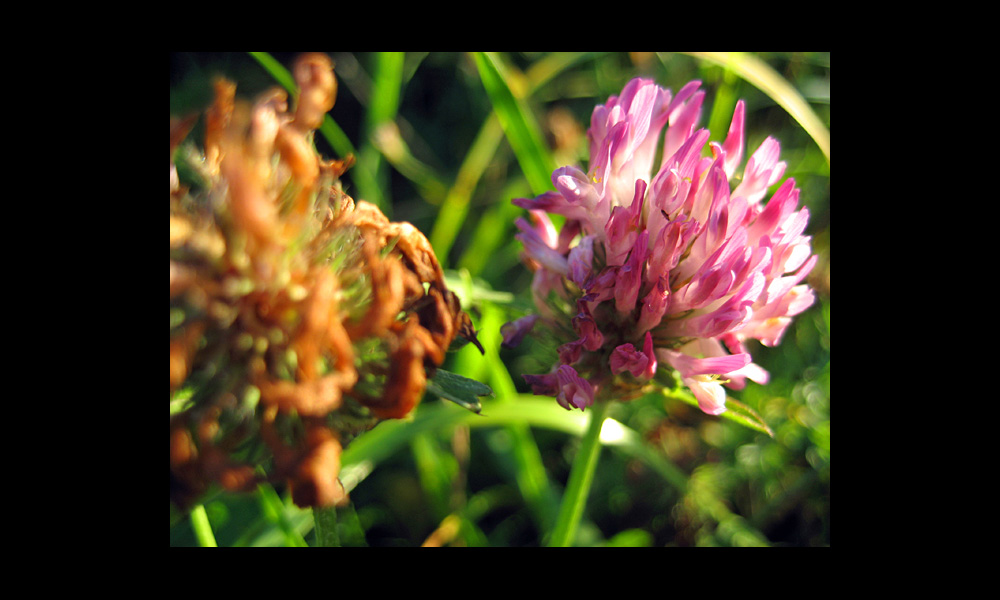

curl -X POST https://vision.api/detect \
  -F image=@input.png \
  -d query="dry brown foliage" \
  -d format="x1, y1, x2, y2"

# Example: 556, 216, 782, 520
170, 53, 480, 509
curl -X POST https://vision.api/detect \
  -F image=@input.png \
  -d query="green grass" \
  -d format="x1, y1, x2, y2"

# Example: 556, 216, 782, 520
169, 52, 830, 547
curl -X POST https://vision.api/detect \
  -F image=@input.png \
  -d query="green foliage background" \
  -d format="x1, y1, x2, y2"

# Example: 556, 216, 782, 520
169, 52, 830, 547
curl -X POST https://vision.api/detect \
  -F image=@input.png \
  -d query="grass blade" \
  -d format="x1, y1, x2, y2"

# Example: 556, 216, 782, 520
472, 52, 556, 196
189, 504, 218, 547
546, 400, 608, 547
255, 484, 309, 547
429, 116, 505, 260
661, 387, 774, 437
357, 52, 406, 210
432, 52, 594, 263
312, 506, 341, 547
680, 51, 830, 163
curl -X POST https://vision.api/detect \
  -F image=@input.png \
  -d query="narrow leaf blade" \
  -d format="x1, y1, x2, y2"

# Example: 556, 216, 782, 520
472, 52, 556, 196
425, 368, 493, 414
663, 388, 774, 437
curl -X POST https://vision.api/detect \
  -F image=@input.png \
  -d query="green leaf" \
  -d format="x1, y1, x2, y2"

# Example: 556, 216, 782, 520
602, 528, 654, 547
425, 369, 493, 414
253, 484, 310, 547
333, 501, 369, 547
663, 388, 774, 437
721, 398, 775, 437
312, 506, 341, 547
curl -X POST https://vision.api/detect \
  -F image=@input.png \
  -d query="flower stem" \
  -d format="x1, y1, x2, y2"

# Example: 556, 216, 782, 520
190, 504, 218, 547
547, 400, 609, 547
313, 506, 341, 547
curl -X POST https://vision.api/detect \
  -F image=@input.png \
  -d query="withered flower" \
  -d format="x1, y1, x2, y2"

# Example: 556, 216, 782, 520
170, 53, 480, 509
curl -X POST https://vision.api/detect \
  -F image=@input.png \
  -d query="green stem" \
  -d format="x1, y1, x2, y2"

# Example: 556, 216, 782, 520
547, 400, 610, 547
313, 506, 341, 547
190, 504, 218, 547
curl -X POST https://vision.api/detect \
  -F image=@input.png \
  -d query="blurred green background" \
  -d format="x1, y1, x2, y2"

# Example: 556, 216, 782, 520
169, 52, 829, 547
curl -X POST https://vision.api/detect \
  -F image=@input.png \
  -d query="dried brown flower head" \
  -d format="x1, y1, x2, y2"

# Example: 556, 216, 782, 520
170, 53, 480, 509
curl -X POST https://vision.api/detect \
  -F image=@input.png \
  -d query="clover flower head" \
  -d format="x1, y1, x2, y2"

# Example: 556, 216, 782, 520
503, 77, 816, 415
170, 54, 479, 509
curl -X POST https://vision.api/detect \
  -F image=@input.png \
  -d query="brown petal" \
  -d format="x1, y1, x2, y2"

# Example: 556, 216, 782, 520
290, 424, 347, 508
292, 53, 337, 133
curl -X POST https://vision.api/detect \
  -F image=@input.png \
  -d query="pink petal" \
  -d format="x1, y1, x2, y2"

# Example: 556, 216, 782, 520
614, 230, 648, 315
721, 100, 745, 179
500, 314, 539, 349
515, 217, 569, 275
610, 342, 649, 378
657, 349, 751, 378
686, 377, 728, 415
556, 365, 596, 410
567, 235, 596, 287
636, 276, 670, 334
